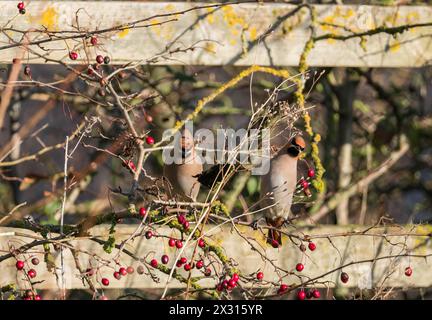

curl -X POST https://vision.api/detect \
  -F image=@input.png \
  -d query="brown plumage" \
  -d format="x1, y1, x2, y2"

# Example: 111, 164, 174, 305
260, 134, 305, 247
163, 128, 203, 201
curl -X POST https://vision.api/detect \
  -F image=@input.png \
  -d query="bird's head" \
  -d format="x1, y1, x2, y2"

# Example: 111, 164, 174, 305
180, 128, 194, 159
286, 135, 305, 158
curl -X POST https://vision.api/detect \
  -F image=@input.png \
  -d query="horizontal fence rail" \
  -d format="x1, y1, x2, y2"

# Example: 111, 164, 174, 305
0, 224, 431, 290
0, 2, 431, 67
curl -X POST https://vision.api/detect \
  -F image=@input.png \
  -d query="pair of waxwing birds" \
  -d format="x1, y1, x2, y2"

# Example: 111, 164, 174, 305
163, 128, 305, 248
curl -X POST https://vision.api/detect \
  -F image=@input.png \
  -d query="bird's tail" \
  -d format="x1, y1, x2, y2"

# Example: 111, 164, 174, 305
267, 228, 282, 247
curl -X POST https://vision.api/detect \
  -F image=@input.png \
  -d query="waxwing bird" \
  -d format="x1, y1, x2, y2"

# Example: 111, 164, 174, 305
163, 129, 203, 201
260, 134, 305, 247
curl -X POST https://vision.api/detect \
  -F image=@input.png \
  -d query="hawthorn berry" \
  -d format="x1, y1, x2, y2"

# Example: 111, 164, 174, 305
127, 160, 136, 171
137, 265, 145, 274
150, 259, 158, 268
216, 284, 223, 292
271, 239, 279, 248
139, 207, 147, 217
301, 180, 309, 189
196, 260, 204, 269
17, 2, 24, 10
113, 271, 121, 280
312, 289, 320, 299
96, 55, 104, 64
16, 260, 25, 270
104, 56, 110, 64
31, 257, 39, 265
222, 280, 229, 289
19, 8, 26, 14
297, 290, 306, 300
232, 273, 239, 282
101, 278, 109, 286
299, 244, 307, 252
278, 284, 288, 294
90, 36, 98, 46
168, 238, 176, 247
179, 257, 187, 264
145, 230, 153, 239
175, 240, 183, 249
256, 272, 264, 280
405, 266, 413, 277
177, 214, 186, 225
176, 261, 183, 268
308, 242, 316, 251
296, 263, 304, 272
34, 295, 42, 300
146, 136, 155, 145
69, 51, 78, 60
184, 263, 192, 271
183, 221, 190, 230
308, 169, 315, 178
204, 268, 211, 276
119, 267, 127, 276
228, 279, 237, 288
27, 269, 36, 278
198, 238, 205, 248
341, 272, 349, 284
161, 255, 169, 264
127, 266, 134, 274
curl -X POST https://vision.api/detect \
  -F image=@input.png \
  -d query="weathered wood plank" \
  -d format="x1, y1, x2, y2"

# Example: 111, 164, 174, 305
0, 2, 431, 67
0, 224, 431, 290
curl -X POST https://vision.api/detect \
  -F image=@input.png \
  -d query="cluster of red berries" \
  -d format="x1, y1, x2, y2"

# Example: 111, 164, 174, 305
16, 257, 40, 279
17, 2, 25, 14
95, 54, 110, 65
113, 266, 134, 280
297, 289, 320, 300
177, 214, 190, 231
23, 290, 42, 300
168, 237, 183, 249
299, 241, 316, 252
217, 273, 240, 292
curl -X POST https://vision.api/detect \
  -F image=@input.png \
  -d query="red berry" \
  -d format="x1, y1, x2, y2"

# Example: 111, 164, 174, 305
127, 160, 136, 172
145, 231, 153, 239
113, 271, 121, 280
183, 221, 190, 230
17, 2, 24, 10
232, 273, 239, 282
296, 263, 304, 272
126, 266, 134, 274
176, 261, 183, 268
405, 266, 412, 277
184, 263, 192, 271
168, 238, 176, 247
177, 214, 186, 225
137, 265, 145, 274
27, 269, 36, 278
101, 278, 109, 286
90, 37, 98, 46
119, 267, 127, 276
312, 289, 320, 299
161, 255, 169, 264
308, 169, 315, 178
16, 260, 25, 270
69, 51, 78, 60
271, 239, 279, 248
299, 244, 307, 252
341, 272, 349, 284
175, 240, 183, 249
150, 259, 158, 268
198, 238, 205, 248
256, 272, 264, 280
278, 284, 288, 294
228, 279, 237, 288
222, 280, 229, 289
139, 207, 147, 217
308, 242, 316, 251
96, 55, 104, 64
301, 180, 309, 189
196, 260, 204, 269
146, 136, 155, 145
34, 295, 42, 300
297, 290, 306, 300
216, 284, 223, 291
180, 257, 187, 264
204, 268, 211, 276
